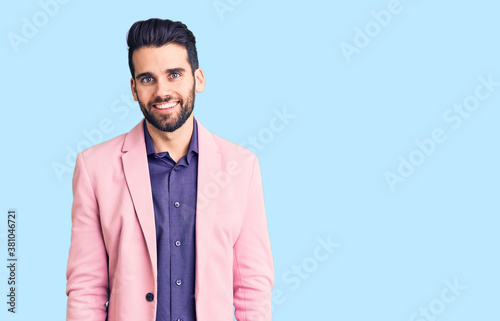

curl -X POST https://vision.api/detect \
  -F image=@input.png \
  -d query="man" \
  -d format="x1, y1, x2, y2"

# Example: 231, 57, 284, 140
65, 18, 274, 321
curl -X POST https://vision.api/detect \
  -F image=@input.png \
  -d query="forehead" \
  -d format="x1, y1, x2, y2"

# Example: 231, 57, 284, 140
132, 43, 190, 75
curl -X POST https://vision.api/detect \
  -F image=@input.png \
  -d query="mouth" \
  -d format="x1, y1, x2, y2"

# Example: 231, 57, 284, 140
152, 101, 180, 111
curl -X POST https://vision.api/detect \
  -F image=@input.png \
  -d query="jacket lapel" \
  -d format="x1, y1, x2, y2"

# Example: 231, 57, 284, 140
194, 118, 221, 298
121, 120, 158, 279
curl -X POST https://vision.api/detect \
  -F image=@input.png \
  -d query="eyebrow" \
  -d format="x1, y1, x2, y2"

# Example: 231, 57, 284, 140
136, 68, 186, 80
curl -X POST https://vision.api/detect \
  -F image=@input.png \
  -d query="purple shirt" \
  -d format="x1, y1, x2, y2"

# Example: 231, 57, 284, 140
144, 118, 198, 321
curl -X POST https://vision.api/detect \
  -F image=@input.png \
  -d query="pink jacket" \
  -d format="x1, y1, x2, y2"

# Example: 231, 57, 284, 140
66, 118, 274, 321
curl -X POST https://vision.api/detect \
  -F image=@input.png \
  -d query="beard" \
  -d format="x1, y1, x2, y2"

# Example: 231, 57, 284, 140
137, 83, 195, 132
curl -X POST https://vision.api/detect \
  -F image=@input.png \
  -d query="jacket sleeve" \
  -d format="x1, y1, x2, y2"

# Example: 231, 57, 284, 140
66, 152, 109, 321
233, 155, 274, 321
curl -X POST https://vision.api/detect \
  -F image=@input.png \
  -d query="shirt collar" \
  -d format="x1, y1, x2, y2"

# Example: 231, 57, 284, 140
143, 117, 199, 163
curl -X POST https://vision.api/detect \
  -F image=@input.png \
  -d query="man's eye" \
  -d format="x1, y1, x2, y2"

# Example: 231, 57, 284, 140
171, 73, 180, 79
142, 77, 153, 83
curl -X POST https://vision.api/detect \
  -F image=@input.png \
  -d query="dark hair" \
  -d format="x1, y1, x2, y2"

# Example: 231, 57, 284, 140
126, 18, 199, 78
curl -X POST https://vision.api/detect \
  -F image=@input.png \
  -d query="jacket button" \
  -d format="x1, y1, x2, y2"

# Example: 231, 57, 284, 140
146, 293, 154, 302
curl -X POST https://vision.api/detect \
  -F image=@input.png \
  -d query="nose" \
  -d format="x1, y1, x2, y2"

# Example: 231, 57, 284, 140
154, 77, 173, 99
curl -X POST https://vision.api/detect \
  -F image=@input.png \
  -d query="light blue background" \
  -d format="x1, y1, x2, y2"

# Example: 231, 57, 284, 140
1, 0, 499, 320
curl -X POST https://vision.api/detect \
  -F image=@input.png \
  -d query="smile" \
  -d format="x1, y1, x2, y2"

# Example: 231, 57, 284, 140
153, 101, 179, 110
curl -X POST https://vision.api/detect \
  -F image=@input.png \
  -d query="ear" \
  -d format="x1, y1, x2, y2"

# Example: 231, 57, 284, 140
194, 68, 206, 93
130, 78, 138, 101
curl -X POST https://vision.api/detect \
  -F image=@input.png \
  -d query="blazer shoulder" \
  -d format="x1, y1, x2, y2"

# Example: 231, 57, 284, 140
78, 132, 127, 165
209, 130, 258, 164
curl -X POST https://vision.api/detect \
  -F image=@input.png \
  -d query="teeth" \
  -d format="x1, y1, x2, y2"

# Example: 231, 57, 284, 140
155, 101, 178, 109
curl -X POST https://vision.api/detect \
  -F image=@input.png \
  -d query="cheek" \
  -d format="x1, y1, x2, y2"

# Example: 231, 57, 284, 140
180, 83, 195, 97
135, 88, 152, 102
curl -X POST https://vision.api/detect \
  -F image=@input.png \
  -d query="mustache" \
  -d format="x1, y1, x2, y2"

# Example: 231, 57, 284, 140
150, 96, 180, 105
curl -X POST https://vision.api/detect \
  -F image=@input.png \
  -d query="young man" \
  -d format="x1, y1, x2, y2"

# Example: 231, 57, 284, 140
65, 18, 274, 321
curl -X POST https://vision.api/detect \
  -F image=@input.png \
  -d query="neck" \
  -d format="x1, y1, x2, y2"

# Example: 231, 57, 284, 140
146, 115, 194, 163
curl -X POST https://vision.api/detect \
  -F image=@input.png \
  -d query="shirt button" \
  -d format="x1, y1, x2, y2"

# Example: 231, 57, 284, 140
175, 279, 182, 286
175, 240, 181, 247
174, 202, 180, 208
145, 293, 154, 302
174, 166, 178, 171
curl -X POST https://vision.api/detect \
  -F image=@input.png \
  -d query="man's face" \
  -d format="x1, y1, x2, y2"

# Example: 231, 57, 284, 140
130, 43, 205, 132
